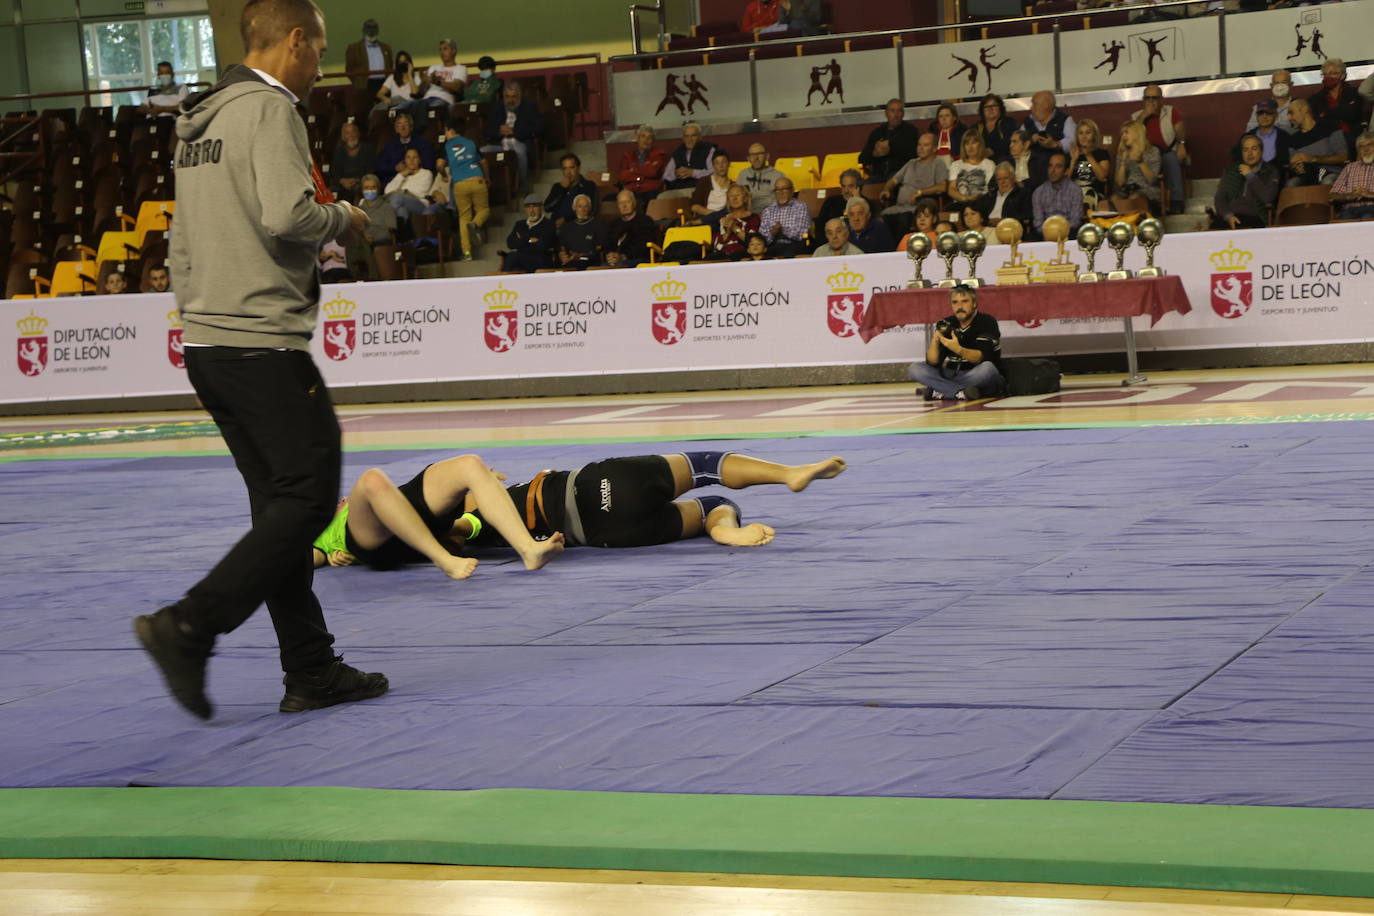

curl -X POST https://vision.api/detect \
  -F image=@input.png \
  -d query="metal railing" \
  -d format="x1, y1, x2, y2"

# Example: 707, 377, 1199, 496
629, 0, 669, 55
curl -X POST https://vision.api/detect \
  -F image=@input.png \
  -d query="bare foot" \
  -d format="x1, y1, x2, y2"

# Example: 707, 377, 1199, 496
785, 457, 848, 492
710, 522, 776, 547
436, 555, 479, 580
520, 531, 565, 570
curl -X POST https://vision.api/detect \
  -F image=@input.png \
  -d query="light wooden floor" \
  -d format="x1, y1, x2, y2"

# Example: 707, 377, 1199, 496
6, 364, 1374, 913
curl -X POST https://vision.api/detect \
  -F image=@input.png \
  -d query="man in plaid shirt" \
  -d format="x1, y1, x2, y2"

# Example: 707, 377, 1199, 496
760, 177, 811, 258
1332, 131, 1374, 220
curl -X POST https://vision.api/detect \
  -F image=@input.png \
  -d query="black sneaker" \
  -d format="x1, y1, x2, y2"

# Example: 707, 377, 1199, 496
280, 656, 389, 713
960, 386, 982, 401
133, 607, 215, 720
920, 386, 936, 401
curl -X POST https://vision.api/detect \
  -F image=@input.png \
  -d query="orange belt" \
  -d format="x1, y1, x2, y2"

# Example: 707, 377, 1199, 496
524, 470, 551, 531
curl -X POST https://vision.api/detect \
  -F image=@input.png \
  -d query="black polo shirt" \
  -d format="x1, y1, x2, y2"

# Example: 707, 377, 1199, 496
936, 310, 1001, 370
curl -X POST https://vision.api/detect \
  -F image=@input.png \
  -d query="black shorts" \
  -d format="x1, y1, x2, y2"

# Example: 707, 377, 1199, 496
574, 455, 684, 548
344, 465, 460, 569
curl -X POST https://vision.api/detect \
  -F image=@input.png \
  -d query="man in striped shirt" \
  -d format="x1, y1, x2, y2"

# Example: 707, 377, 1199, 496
1331, 131, 1374, 220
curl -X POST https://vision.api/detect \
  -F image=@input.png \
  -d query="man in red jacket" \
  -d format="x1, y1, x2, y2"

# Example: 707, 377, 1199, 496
617, 124, 669, 203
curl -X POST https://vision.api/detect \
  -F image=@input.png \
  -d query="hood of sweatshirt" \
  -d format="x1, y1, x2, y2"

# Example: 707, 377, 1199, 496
176, 65, 285, 143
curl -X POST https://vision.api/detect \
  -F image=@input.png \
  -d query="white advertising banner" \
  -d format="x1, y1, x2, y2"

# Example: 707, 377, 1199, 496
1059, 16, 1220, 94
3, 222, 1373, 406
612, 62, 752, 131
755, 48, 899, 119
902, 34, 1055, 107
1225, 0, 1374, 78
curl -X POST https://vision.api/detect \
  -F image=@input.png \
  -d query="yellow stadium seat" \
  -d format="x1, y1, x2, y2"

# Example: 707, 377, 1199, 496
728, 161, 748, 181
650, 224, 713, 263
775, 156, 821, 190
50, 260, 99, 297
133, 200, 175, 244
97, 231, 141, 265
821, 152, 864, 187
636, 261, 679, 267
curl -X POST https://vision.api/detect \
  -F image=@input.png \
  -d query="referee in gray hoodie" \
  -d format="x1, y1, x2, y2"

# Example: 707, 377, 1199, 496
134, 0, 385, 720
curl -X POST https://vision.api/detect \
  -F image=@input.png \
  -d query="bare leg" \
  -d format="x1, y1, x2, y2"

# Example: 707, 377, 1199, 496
673, 499, 774, 547
345, 468, 479, 580
419, 454, 564, 570
662, 453, 847, 497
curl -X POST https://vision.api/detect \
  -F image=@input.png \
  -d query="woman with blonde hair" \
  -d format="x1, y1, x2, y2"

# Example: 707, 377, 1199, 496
1068, 118, 1112, 211
947, 131, 995, 205
1111, 119, 1161, 214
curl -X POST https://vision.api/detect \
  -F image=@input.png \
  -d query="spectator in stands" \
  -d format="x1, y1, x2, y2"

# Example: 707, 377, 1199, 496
813, 218, 862, 258
896, 199, 941, 252
545, 152, 599, 225
1021, 90, 1075, 187
1004, 129, 1035, 188
484, 80, 543, 189
1309, 58, 1362, 158
710, 185, 760, 260
738, 142, 786, 213
346, 19, 392, 94
1246, 99, 1291, 169
556, 194, 607, 269
741, 232, 770, 261
860, 99, 921, 186
145, 264, 171, 293
693, 150, 736, 225
1132, 85, 1187, 214
330, 121, 375, 202
816, 169, 865, 238
662, 122, 717, 196
1247, 70, 1295, 134
759, 177, 810, 257
978, 162, 1032, 236
143, 61, 188, 118
616, 124, 669, 203
959, 204, 998, 245
777, 0, 822, 35
1208, 133, 1280, 230
1286, 97, 1348, 187
420, 39, 467, 112
1032, 150, 1084, 238
1067, 119, 1111, 211
502, 194, 556, 272
740, 0, 779, 32
442, 119, 490, 261
975, 94, 1017, 161
464, 56, 502, 104
948, 133, 995, 207
926, 104, 967, 166
934, 219, 956, 236
384, 148, 441, 220
844, 197, 894, 254
879, 134, 948, 234
319, 242, 351, 284
1330, 131, 1374, 221
1111, 120, 1162, 213
102, 270, 127, 296
347, 174, 397, 275
606, 189, 661, 267
377, 113, 435, 177
375, 50, 423, 118
1361, 73, 1374, 134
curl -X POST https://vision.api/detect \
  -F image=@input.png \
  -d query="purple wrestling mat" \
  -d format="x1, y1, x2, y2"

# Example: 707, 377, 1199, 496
4, 423, 1374, 807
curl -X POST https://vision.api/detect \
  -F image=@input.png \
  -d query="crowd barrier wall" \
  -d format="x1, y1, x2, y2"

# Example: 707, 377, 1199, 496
612, 0, 1374, 129
3, 222, 1371, 409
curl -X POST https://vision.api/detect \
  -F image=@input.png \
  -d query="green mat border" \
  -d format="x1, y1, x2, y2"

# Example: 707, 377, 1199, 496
4, 788, 1374, 896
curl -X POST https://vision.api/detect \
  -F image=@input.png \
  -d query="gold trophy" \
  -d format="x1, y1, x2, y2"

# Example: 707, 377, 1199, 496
957, 230, 987, 288
994, 217, 1030, 285
906, 231, 933, 288
934, 231, 961, 288
1040, 215, 1079, 283
1105, 221, 1135, 280
1076, 222, 1106, 282
1135, 218, 1165, 278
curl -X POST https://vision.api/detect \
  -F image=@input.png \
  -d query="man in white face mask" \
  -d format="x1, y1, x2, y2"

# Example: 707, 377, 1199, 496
1248, 70, 1294, 135
1331, 131, 1374, 220
143, 61, 188, 118
464, 55, 502, 104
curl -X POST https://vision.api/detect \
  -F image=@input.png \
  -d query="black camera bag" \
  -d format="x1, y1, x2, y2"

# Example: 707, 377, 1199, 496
1001, 357, 1061, 396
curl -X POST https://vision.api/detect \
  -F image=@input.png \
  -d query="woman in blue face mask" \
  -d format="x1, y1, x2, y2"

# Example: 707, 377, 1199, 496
346, 174, 399, 279
464, 56, 503, 104
143, 60, 187, 119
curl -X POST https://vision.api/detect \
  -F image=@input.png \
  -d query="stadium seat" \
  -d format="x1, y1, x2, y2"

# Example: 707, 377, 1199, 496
1275, 185, 1332, 226
798, 187, 837, 219
649, 224, 712, 262
775, 156, 821, 190
820, 152, 862, 186
134, 200, 174, 241
646, 196, 690, 225
96, 231, 141, 265
49, 259, 98, 296
728, 161, 748, 181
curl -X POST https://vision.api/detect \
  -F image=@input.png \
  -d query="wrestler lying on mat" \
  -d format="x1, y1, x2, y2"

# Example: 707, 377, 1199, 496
312, 451, 847, 576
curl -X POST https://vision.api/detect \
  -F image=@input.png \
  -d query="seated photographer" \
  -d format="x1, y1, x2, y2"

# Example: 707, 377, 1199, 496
908, 284, 1003, 402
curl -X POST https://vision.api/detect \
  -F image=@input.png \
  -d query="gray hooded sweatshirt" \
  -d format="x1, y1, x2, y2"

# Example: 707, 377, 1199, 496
171, 65, 351, 350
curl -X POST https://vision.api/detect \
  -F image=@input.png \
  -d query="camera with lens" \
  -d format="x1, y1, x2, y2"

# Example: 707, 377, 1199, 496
934, 319, 954, 336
